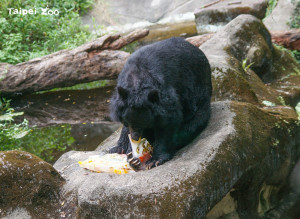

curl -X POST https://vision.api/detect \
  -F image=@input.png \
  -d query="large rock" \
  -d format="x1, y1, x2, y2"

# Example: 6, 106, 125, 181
0, 151, 64, 218
200, 14, 300, 106
82, 0, 206, 44
263, 0, 298, 31
82, 0, 215, 26
194, 0, 268, 33
53, 15, 300, 218
54, 100, 299, 218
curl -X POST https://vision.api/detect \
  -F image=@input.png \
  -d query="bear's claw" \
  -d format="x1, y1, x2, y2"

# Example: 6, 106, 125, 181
145, 160, 161, 170
127, 152, 141, 170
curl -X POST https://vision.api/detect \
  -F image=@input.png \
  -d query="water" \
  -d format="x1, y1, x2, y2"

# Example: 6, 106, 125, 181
10, 85, 120, 164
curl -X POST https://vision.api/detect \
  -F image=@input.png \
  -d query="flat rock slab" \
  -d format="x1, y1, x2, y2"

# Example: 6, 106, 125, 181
194, 0, 268, 33
54, 101, 300, 218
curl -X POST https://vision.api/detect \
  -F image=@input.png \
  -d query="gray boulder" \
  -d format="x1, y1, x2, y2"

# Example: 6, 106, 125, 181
264, 0, 298, 31
200, 14, 300, 106
82, 0, 214, 26
0, 151, 64, 218
194, 0, 268, 33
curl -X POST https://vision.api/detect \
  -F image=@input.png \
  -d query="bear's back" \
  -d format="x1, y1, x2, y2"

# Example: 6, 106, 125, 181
120, 37, 211, 90
117, 37, 211, 118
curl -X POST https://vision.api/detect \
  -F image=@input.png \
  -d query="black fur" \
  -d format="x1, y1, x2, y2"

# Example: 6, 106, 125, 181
109, 37, 212, 170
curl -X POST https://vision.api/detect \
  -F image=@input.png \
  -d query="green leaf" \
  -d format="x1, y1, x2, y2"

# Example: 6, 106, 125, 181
0, 112, 24, 121
13, 129, 30, 139
296, 102, 300, 117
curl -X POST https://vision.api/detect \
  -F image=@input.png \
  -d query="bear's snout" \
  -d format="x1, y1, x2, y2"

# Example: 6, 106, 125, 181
129, 126, 142, 141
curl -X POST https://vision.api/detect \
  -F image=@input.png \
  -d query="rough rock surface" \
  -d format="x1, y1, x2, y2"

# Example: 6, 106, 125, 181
194, 0, 268, 33
54, 100, 299, 218
82, 0, 215, 26
264, 0, 298, 31
0, 151, 64, 218
52, 15, 300, 218
200, 14, 300, 106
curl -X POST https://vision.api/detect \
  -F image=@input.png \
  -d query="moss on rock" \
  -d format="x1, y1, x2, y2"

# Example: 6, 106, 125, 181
0, 150, 64, 218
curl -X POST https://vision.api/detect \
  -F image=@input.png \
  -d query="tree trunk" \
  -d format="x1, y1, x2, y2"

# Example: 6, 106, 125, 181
0, 29, 149, 97
186, 29, 300, 50
186, 33, 215, 47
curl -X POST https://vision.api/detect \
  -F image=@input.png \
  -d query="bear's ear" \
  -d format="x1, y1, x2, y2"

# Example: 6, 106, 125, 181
148, 90, 159, 103
117, 86, 128, 99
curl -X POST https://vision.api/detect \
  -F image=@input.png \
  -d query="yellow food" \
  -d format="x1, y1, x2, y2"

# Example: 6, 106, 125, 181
78, 153, 134, 174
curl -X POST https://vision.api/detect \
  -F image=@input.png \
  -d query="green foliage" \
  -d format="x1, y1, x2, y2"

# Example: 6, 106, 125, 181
1, 122, 75, 163
277, 96, 286, 106
296, 102, 300, 118
289, 1, 300, 64
242, 58, 254, 72
0, 98, 31, 150
264, 0, 278, 19
289, 1, 300, 29
274, 44, 300, 65
37, 80, 108, 94
0, 97, 75, 163
0, 0, 96, 161
0, 0, 95, 64
121, 41, 140, 54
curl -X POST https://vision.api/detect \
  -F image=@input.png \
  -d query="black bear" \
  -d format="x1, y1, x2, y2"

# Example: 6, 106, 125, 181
109, 37, 212, 170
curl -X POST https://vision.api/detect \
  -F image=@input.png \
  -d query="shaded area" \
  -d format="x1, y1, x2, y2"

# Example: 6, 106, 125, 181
11, 85, 115, 127
9, 85, 120, 163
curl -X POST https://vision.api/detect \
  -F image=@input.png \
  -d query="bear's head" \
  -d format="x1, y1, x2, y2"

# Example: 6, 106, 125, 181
110, 86, 159, 140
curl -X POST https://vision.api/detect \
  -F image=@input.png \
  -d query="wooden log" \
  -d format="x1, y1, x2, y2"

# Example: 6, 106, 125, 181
186, 33, 215, 47
186, 29, 300, 51
0, 29, 149, 97
271, 29, 300, 51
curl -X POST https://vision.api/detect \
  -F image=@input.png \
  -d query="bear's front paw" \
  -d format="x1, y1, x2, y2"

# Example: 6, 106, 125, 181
145, 159, 163, 170
109, 146, 126, 154
127, 152, 142, 171
145, 153, 171, 169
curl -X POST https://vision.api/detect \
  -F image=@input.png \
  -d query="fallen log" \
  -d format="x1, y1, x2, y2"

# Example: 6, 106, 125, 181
186, 29, 300, 50
271, 29, 300, 51
186, 33, 214, 47
0, 29, 149, 97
